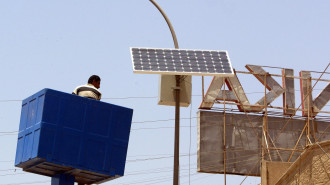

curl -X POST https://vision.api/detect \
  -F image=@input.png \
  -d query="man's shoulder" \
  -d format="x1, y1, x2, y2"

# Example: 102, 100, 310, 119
74, 84, 97, 90
72, 84, 102, 100
77, 84, 101, 95
86, 84, 101, 93
74, 84, 86, 89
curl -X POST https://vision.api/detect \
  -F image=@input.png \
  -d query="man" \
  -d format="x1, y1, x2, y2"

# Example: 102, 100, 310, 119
72, 75, 102, 100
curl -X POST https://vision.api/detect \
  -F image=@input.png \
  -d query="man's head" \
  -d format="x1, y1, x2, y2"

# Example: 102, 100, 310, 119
88, 75, 101, 89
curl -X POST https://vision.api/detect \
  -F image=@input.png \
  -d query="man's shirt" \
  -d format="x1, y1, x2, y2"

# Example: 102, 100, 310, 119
72, 84, 102, 100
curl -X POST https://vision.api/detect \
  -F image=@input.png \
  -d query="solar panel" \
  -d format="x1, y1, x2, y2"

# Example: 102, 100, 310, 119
130, 47, 234, 76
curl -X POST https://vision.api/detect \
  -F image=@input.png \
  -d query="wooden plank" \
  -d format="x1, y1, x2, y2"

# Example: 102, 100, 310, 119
246, 65, 278, 90
300, 71, 313, 117
256, 89, 284, 107
17, 157, 44, 168
25, 167, 54, 176
226, 74, 262, 112
76, 171, 107, 180
313, 82, 330, 114
282, 69, 296, 115
199, 76, 225, 109
246, 65, 284, 107
39, 162, 72, 171
217, 90, 237, 101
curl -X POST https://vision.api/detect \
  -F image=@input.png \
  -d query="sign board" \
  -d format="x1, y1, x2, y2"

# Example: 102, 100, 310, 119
197, 111, 330, 176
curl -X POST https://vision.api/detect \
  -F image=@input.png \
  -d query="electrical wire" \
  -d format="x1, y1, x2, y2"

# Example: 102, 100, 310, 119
131, 125, 196, 131
126, 153, 197, 163
4, 112, 329, 135
0, 131, 17, 134
0, 160, 14, 163
0, 117, 201, 135
0, 87, 326, 103
0, 173, 25, 177
180, 174, 214, 185
0, 70, 328, 185
0, 169, 21, 172
0, 181, 48, 185
0, 153, 199, 167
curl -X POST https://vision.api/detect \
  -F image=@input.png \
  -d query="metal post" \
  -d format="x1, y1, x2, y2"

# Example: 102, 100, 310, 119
261, 73, 269, 185
149, 1, 180, 184
149, 0, 179, 49
202, 76, 205, 100
263, 73, 272, 161
307, 77, 312, 144
51, 174, 75, 185
223, 78, 226, 185
174, 75, 181, 185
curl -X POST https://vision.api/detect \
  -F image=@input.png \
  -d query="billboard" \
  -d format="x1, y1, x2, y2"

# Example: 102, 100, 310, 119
197, 111, 330, 176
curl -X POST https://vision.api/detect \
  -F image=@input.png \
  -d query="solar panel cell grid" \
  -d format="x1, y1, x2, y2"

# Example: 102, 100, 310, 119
131, 47, 234, 76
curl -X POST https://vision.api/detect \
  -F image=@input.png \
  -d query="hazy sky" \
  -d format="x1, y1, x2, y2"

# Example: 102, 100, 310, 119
0, 0, 329, 185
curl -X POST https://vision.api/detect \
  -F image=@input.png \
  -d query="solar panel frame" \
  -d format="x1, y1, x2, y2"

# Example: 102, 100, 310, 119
130, 47, 234, 76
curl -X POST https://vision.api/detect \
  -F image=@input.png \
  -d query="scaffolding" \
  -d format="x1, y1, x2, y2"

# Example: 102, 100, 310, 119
198, 64, 330, 185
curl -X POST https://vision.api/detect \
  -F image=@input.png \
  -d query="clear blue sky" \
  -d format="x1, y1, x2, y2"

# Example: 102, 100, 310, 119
0, 0, 329, 185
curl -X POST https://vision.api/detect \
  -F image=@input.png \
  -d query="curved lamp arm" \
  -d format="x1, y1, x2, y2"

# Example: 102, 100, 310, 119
149, 0, 179, 49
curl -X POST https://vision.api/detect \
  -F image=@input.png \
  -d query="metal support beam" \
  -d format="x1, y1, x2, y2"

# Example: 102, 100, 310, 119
149, 0, 179, 48
51, 174, 75, 185
174, 75, 181, 185
149, 1, 181, 184
222, 78, 226, 185
282, 68, 295, 116
300, 71, 314, 117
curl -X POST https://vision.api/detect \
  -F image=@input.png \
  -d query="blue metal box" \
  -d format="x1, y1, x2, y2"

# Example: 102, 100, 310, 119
15, 89, 133, 184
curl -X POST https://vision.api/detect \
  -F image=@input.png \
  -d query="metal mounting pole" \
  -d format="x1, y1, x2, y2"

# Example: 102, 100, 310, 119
149, 0, 179, 49
149, 1, 180, 184
51, 174, 75, 185
174, 75, 180, 185
223, 78, 226, 185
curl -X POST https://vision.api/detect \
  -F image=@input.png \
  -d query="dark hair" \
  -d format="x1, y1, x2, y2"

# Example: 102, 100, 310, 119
88, 75, 101, 84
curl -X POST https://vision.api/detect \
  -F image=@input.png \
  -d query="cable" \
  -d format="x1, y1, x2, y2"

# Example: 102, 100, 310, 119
0, 133, 17, 137
0, 117, 199, 134
0, 131, 17, 134
0, 71, 327, 184
0, 153, 199, 166
0, 95, 160, 103
126, 153, 197, 163
0, 181, 48, 185
0, 160, 14, 163
125, 166, 197, 176
0, 173, 25, 177
111, 172, 200, 185
180, 174, 213, 185
0, 147, 292, 184
127, 152, 193, 159
0, 169, 21, 172
131, 125, 196, 131
144, 172, 200, 185
0, 87, 327, 103
0, 100, 21, 102
273, 63, 330, 156
132, 117, 197, 124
